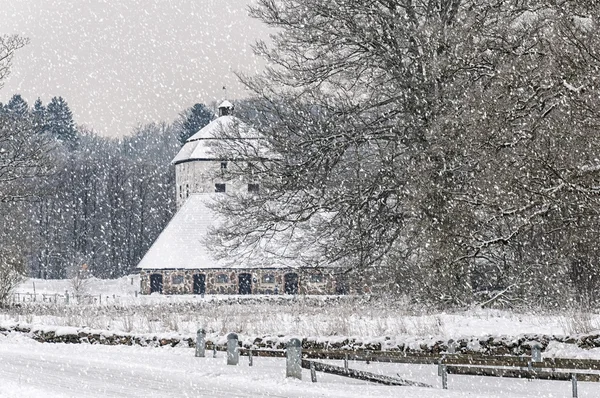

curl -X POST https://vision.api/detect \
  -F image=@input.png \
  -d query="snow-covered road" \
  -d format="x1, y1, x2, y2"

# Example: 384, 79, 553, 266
1, 334, 600, 397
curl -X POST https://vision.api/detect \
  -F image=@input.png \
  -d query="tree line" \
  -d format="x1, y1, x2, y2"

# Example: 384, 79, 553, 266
0, 90, 215, 279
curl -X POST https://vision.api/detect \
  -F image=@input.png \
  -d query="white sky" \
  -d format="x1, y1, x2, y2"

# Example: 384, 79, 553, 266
0, 0, 270, 137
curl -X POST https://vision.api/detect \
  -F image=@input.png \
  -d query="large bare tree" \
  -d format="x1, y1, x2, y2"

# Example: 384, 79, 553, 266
209, 1, 600, 307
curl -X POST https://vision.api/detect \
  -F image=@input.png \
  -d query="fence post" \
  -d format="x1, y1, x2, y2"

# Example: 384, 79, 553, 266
286, 338, 302, 380
213, 345, 217, 358
344, 353, 349, 370
227, 333, 239, 365
249, 349, 253, 366
65, 292, 69, 304
195, 328, 206, 358
447, 339, 456, 354
531, 342, 542, 363
135, 291, 138, 298
438, 363, 448, 390
572, 374, 578, 398
310, 361, 317, 382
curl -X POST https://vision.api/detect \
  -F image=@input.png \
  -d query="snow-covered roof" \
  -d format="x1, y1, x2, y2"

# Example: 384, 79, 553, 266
172, 115, 262, 164
136, 194, 288, 270
218, 100, 233, 109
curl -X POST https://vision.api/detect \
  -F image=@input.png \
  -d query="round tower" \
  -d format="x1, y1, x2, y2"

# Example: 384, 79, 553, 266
171, 100, 257, 209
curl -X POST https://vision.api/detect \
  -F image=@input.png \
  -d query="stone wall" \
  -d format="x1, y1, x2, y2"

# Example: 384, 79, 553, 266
4, 323, 600, 357
139, 268, 351, 295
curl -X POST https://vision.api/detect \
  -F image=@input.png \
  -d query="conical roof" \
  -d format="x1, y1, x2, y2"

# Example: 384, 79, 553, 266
171, 115, 261, 164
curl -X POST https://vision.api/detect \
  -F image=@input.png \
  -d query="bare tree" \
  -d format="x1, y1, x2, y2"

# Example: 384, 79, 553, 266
209, 1, 600, 307
0, 113, 56, 202
0, 247, 25, 306
0, 34, 28, 90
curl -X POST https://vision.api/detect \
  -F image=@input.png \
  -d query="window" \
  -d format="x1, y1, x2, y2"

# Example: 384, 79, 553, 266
178, 185, 182, 199
262, 273, 275, 284
171, 275, 184, 285
216, 273, 229, 283
185, 183, 189, 198
310, 273, 324, 283
248, 183, 259, 193
215, 183, 226, 193
221, 162, 228, 170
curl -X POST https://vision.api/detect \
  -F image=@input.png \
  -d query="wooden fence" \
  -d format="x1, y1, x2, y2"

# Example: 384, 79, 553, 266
229, 346, 600, 396
9, 292, 138, 305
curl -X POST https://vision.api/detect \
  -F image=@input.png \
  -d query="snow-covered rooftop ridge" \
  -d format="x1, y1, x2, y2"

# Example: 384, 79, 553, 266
186, 115, 236, 142
218, 100, 233, 109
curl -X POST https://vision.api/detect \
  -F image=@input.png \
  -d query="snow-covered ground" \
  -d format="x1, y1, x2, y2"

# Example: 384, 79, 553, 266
3, 277, 600, 396
2, 332, 599, 398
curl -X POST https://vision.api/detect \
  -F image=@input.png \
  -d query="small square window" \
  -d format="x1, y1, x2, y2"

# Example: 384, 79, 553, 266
262, 274, 275, 284
248, 183, 259, 193
172, 275, 184, 285
216, 273, 229, 283
310, 273, 324, 283
221, 162, 228, 170
215, 183, 226, 193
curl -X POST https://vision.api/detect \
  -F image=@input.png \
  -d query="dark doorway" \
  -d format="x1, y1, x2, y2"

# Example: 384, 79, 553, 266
284, 273, 299, 294
238, 273, 252, 295
150, 274, 163, 294
193, 274, 206, 295
335, 277, 349, 295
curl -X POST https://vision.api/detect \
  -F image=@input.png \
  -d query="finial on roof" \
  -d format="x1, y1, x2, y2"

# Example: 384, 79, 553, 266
218, 100, 234, 117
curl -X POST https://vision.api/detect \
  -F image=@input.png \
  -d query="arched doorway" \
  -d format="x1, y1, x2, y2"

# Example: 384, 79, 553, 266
150, 273, 163, 294
238, 273, 252, 294
284, 273, 298, 294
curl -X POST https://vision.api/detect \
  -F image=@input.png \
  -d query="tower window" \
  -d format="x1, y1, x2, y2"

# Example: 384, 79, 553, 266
221, 162, 228, 170
215, 183, 226, 193
248, 183, 259, 193
185, 184, 189, 198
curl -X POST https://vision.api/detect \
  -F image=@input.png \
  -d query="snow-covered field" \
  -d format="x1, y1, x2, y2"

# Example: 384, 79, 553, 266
0, 276, 600, 339
4, 276, 600, 338
2, 332, 600, 398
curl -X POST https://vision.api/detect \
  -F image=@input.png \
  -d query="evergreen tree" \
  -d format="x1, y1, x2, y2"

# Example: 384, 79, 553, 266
46, 96, 77, 145
175, 103, 214, 145
31, 98, 47, 131
6, 94, 28, 117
